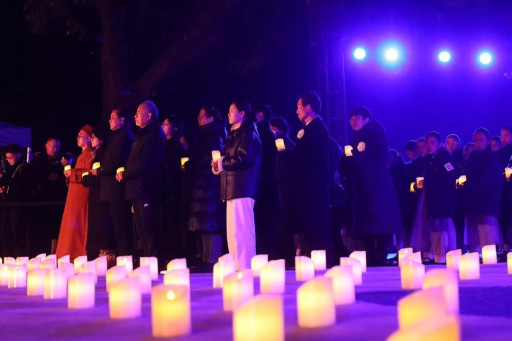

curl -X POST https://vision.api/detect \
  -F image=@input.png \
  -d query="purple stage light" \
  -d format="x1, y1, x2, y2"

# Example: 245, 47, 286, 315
437, 50, 451, 63
353, 47, 367, 61
477, 50, 494, 67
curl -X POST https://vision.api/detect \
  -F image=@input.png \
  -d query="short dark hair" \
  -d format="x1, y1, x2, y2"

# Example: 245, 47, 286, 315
201, 106, 221, 122
140, 100, 159, 121
417, 137, 425, 143
405, 140, 416, 151
446, 134, 460, 143
232, 100, 254, 122
112, 108, 129, 120
349, 106, 372, 119
491, 136, 502, 143
426, 131, 442, 143
162, 114, 184, 137
501, 126, 512, 135
4, 144, 21, 155
46, 137, 60, 144
253, 104, 273, 121
464, 143, 475, 152
269, 117, 289, 136
473, 127, 490, 140
298, 91, 321, 114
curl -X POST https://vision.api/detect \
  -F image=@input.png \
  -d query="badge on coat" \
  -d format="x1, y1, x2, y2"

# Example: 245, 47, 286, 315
297, 129, 305, 139
444, 162, 454, 172
357, 141, 366, 152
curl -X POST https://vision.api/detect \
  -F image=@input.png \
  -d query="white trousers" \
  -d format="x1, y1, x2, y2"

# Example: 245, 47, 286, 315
226, 198, 255, 270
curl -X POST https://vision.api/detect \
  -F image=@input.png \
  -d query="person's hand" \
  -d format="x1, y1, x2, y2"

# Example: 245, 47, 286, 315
64, 170, 71, 178
91, 169, 98, 176
0, 186, 4, 194
211, 160, 219, 172
417, 179, 424, 189
116, 172, 123, 182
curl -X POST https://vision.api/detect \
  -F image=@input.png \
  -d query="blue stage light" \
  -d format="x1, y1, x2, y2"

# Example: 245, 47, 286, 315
353, 47, 367, 61
438, 50, 451, 63
478, 51, 493, 66
378, 42, 405, 68
384, 47, 399, 62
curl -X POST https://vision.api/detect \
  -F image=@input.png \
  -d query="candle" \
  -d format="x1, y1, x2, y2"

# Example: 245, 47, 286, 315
116, 167, 125, 174
398, 248, 413, 267
344, 145, 353, 157
27, 269, 47, 296
388, 315, 460, 341
223, 270, 254, 311
58, 255, 70, 268
43, 268, 67, 299
4, 257, 15, 265
140, 257, 159, 280
59, 262, 76, 280
82, 171, 89, 177
446, 249, 462, 271
36, 253, 47, 261
423, 269, 459, 314
74, 255, 88, 273
213, 262, 222, 288
339, 257, 363, 285
401, 259, 425, 290
459, 252, 480, 280
349, 251, 367, 272
68, 274, 95, 309
0, 264, 9, 286
416, 177, 424, 188
211, 150, 221, 162
275, 138, 286, 151
163, 268, 190, 291
79, 261, 98, 283
212, 256, 235, 288
0, 258, 2, 264
152, 284, 191, 337
129, 265, 152, 294
233, 295, 284, 341
482, 244, 497, 265
458, 175, 467, 185
8, 265, 27, 288
311, 250, 326, 270
46, 254, 57, 265
325, 266, 355, 305
109, 278, 141, 319
506, 167, 512, 180
297, 277, 336, 328
403, 251, 422, 265
16, 257, 29, 265
409, 182, 416, 193
28, 258, 41, 272
106, 266, 127, 292
117, 255, 133, 272
95, 256, 107, 276
180, 157, 189, 167
92, 161, 101, 170
508, 253, 512, 275
167, 258, 187, 271
295, 256, 315, 282
251, 254, 268, 277
398, 286, 449, 329
260, 259, 285, 294
41, 259, 56, 269
64, 165, 72, 171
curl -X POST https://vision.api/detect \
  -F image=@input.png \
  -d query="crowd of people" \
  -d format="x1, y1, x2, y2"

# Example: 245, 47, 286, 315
1, 92, 511, 271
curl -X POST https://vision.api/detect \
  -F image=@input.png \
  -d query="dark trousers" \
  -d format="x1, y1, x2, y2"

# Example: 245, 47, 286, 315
354, 235, 392, 266
132, 199, 160, 257
0, 207, 28, 258
109, 200, 134, 256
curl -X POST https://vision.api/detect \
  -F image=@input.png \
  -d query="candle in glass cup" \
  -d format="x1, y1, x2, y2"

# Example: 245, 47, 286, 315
212, 150, 221, 162
459, 252, 480, 280
27, 269, 46, 296
233, 295, 284, 341
109, 278, 141, 319
311, 250, 326, 270
106, 266, 127, 292
325, 266, 355, 305
481, 244, 497, 265
223, 270, 254, 311
68, 274, 95, 309
260, 259, 285, 294
295, 256, 315, 282
446, 249, 462, 271
152, 284, 191, 338
275, 138, 286, 151
297, 277, 336, 328
140, 257, 159, 280
251, 254, 268, 277
43, 268, 67, 299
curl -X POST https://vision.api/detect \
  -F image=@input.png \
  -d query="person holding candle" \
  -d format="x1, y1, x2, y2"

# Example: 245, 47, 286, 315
117, 100, 165, 259
462, 127, 504, 252
94, 108, 134, 261
445, 133, 465, 250
211, 100, 262, 271
498, 126, 512, 251
345, 106, 402, 266
187, 106, 226, 270
56, 125, 94, 261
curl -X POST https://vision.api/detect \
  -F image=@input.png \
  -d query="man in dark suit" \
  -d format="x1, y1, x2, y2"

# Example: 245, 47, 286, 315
93, 108, 134, 257
292, 91, 332, 265
116, 100, 165, 258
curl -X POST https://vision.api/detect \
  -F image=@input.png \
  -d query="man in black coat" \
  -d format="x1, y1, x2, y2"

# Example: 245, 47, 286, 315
116, 100, 165, 258
292, 91, 332, 265
346, 106, 402, 266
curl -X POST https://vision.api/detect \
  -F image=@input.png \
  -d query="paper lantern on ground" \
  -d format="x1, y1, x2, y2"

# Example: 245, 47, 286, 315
106, 266, 127, 292
508, 253, 512, 275
297, 277, 336, 328
73, 256, 88, 273
95, 256, 107, 276
129, 265, 152, 294
8, 265, 27, 288
233, 295, 284, 341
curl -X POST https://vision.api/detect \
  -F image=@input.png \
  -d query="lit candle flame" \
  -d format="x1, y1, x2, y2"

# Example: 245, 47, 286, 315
166, 290, 176, 300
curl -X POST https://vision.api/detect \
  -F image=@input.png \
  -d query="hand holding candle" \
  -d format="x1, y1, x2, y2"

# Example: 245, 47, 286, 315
416, 177, 424, 189
505, 167, 512, 181
212, 150, 221, 162
275, 139, 285, 151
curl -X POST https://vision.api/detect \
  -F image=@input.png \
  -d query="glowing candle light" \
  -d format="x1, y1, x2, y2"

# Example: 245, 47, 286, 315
409, 182, 416, 193
35, 253, 47, 261
16, 257, 29, 265
213, 255, 235, 288
64, 165, 72, 171
446, 249, 462, 271
505, 167, 512, 181
116, 255, 133, 272
401, 259, 425, 290
41, 259, 56, 269
388, 315, 460, 341
223, 270, 254, 311
344, 145, 353, 157
423, 269, 459, 314
163, 268, 190, 294
151, 284, 191, 337
109, 278, 141, 319
116, 167, 124, 174
398, 248, 413, 267
213, 262, 222, 288
339, 257, 363, 285
58, 255, 70, 268
129, 265, 152, 294
233, 295, 284, 341
459, 252, 480, 280
8, 265, 27, 288
403, 251, 422, 265
311, 250, 326, 270
508, 253, 512, 275
260, 259, 285, 294
295, 256, 315, 282
275, 138, 285, 151
106, 266, 127, 292
458, 175, 467, 185
82, 171, 89, 177
28, 258, 41, 272
0, 264, 9, 286
325, 265, 355, 305
27, 269, 46, 296
211, 150, 221, 162
349, 251, 367, 272
92, 162, 101, 170
43, 268, 67, 299
59, 262, 76, 280
68, 274, 95, 309
79, 261, 97, 283
166, 258, 187, 271
95, 256, 107, 276
4, 257, 15, 265
297, 277, 336, 328
398, 286, 449, 329
180, 157, 189, 167
251, 254, 268, 277
140, 257, 159, 280
73, 256, 88, 273
482, 244, 497, 265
